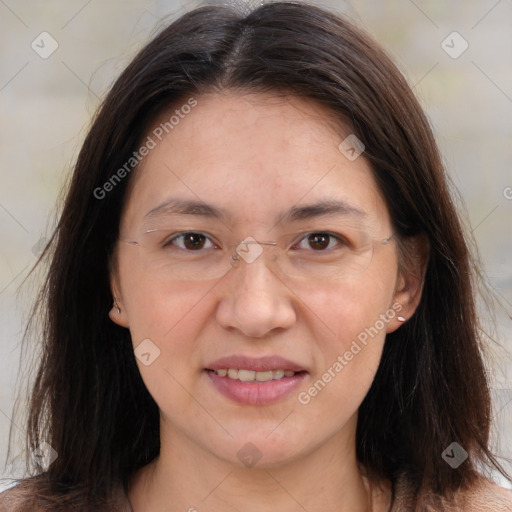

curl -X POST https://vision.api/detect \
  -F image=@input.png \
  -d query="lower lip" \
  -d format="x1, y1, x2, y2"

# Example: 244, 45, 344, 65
205, 370, 308, 405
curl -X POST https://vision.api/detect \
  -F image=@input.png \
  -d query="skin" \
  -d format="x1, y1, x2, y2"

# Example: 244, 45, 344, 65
109, 91, 426, 512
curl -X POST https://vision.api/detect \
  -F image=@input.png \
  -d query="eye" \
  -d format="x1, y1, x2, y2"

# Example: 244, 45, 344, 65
164, 232, 216, 251
295, 232, 345, 251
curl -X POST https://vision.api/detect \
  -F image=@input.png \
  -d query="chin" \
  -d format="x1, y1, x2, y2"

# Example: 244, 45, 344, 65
210, 431, 314, 469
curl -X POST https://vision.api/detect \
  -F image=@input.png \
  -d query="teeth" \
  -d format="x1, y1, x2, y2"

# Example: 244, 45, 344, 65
256, 371, 274, 382
213, 368, 297, 382
238, 369, 256, 381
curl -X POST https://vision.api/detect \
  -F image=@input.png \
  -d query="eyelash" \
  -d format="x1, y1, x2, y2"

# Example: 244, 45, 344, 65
161, 232, 349, 252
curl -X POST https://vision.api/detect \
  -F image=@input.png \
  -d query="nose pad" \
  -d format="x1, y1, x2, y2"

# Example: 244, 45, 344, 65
231, 237, 278, 269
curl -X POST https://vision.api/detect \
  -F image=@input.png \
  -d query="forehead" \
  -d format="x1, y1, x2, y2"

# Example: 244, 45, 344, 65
121, 92, 392, 232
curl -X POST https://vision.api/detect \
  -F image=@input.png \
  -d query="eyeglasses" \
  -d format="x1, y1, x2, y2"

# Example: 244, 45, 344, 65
119, 227, 394, 282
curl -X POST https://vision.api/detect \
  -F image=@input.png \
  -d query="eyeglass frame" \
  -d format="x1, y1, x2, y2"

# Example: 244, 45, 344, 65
120, 230, 395, 281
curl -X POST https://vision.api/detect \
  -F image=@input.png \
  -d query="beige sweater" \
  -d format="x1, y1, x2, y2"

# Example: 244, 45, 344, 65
366, 473, 512, 512
1, 474, 512, 511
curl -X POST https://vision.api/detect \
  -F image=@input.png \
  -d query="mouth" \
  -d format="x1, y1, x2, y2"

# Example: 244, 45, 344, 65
205, 369, 308, 405
204, 355, 308, 405
206, 368, 306, 382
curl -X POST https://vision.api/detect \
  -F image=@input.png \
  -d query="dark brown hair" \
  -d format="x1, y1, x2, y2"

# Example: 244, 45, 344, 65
4, 1, 509, 510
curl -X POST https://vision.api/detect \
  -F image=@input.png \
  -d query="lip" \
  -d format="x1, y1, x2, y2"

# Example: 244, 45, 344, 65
205, 370, 308, 405
205, 354, 307, 373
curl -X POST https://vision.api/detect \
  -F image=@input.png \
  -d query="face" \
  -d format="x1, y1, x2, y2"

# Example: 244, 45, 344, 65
110, 92, 421, 468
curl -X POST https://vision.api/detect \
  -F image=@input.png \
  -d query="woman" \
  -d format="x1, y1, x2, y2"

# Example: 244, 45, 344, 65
1, 2, 511, 511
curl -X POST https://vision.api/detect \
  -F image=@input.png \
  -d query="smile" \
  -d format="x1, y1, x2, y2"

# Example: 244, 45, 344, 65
212, 368, 297, 382
205, 369, 308, 405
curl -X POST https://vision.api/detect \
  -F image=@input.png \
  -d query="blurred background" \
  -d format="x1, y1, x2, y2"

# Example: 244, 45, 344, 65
1, 0, 511, 492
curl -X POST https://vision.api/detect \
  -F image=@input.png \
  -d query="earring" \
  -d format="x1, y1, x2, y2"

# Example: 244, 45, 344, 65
397, 316, 406, 322
113, 297, 121, 314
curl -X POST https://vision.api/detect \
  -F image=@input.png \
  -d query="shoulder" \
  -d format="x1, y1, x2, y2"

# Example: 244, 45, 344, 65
0, 479, 131, 512
452, 477, 512, 512
0, 481, 42, 512
390, 473, 512, 512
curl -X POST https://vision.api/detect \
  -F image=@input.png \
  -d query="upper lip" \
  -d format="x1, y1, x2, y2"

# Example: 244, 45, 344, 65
206, 355, 307, 373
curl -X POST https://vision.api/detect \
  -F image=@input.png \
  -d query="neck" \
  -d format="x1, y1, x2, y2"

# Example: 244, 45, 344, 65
127, 417, 372, 512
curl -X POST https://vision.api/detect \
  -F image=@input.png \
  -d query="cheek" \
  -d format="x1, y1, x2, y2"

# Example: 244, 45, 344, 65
131, 285, 208, 339
311, 273, 393, 342
294, 292, 391, 427
305, 272, 395, 395
119, 249, 210, 337
118, 254, 216, 391
122, 279, 215, 419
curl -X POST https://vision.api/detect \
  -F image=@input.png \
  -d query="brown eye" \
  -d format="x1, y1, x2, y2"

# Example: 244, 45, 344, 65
306, 233, 332, 250
182, 233, 207, 250
168, 232, 213, 251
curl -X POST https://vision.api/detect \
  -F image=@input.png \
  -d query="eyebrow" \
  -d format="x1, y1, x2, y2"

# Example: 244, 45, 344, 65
143, 198, 228, 222
282, 199, 367, 223
142, 198, 367, 224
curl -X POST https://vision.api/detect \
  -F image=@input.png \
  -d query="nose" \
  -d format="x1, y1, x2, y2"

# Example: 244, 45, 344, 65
215, 250, 297, 338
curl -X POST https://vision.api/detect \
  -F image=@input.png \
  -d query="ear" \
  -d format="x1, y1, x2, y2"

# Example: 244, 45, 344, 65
387, 234, 429, 333
108, 263, 130, 328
